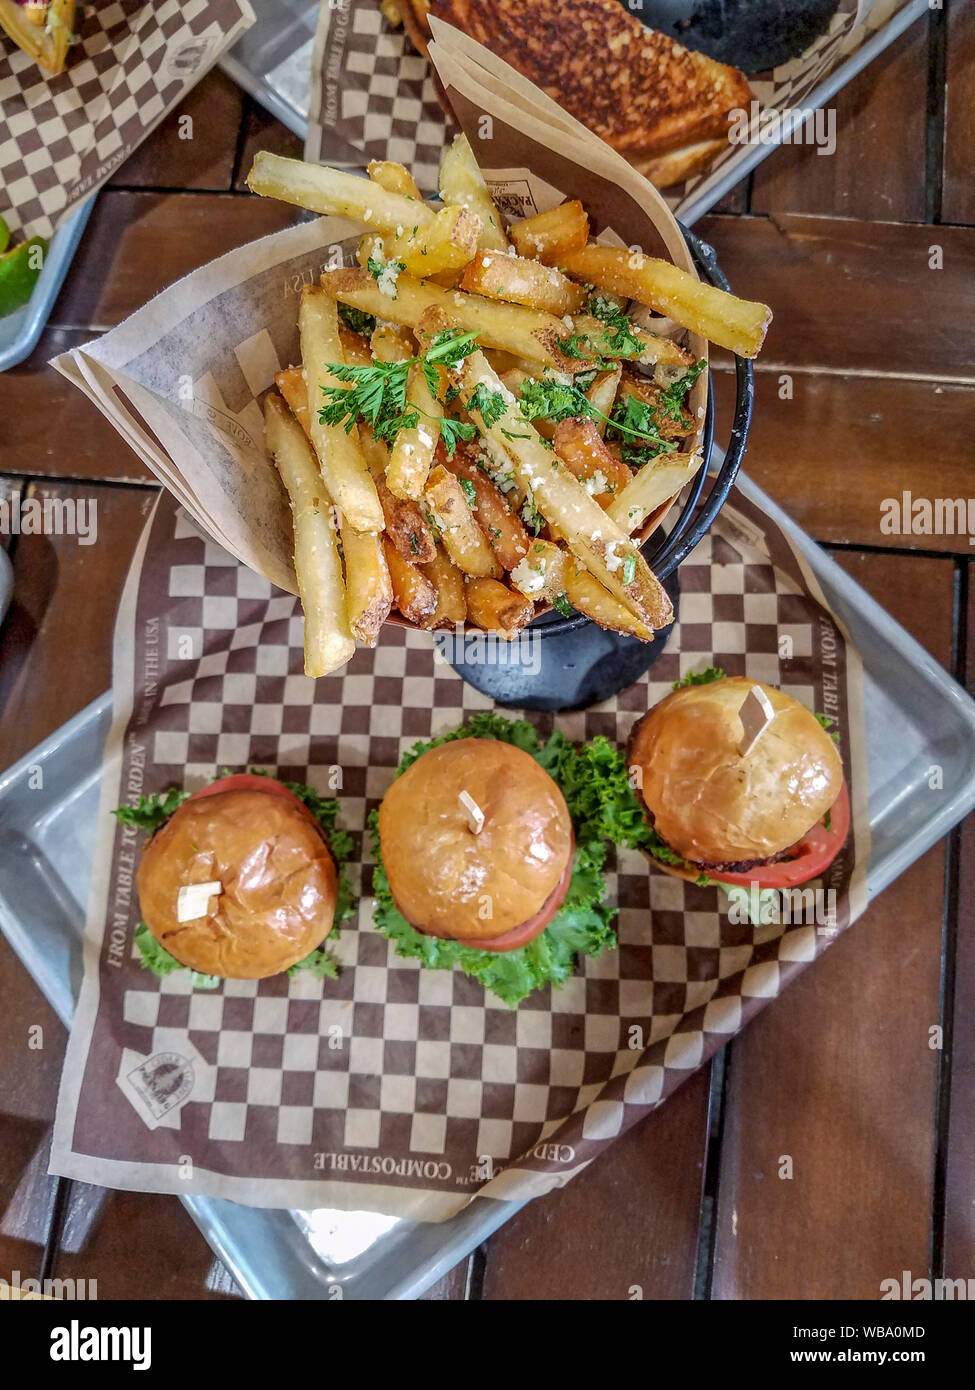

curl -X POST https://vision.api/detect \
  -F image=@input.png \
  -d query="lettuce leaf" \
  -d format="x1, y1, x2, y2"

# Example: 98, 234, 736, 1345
369, 712, 667, 1006
119, 772, 353, 986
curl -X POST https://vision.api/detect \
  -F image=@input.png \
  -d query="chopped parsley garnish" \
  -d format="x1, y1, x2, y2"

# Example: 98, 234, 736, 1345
552, 592, 574, 618
459, 476, 477, 506
621, 554, 636, 585
586, 296, 643, 358
466, 382, 507, 427
337, 302, 376, 336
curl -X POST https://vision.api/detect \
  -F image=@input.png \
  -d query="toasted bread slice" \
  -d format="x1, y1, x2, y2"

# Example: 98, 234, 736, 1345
0, 0, 74, 74
410, 0, 751, 161
633, 139, 728, 190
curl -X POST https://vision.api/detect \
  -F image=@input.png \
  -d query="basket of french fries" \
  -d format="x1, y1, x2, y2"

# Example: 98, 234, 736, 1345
246, 137, 769, 677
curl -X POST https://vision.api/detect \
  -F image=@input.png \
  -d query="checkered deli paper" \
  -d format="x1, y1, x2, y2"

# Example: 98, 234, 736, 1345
49, 485, 869, 1216
0, 0, 254, 242
305, 0, 912, 220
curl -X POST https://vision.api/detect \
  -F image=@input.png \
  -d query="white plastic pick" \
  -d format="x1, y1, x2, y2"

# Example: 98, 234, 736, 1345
737, 685, 776, 756
458, 790, 485, 835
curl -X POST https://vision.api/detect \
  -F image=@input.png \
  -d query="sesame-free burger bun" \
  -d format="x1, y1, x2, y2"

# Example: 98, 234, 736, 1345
136, 788, 338, 979
378, 739, 574, 941
627, 677, 843, 868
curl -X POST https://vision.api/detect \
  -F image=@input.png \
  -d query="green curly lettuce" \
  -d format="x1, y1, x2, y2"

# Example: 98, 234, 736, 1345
369, 712, 666, 1006
116, 771, 353, 986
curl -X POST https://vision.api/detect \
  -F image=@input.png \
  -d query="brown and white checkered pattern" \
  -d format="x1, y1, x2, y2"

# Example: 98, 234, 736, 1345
65, 486, 863, 1204
307, 0, 454, 191
0, 0, 252, 241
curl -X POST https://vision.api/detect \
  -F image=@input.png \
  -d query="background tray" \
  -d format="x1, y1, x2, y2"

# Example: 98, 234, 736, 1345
0, 196, 95, 373
217, 0, 931, 226
1, 467, 973, 1299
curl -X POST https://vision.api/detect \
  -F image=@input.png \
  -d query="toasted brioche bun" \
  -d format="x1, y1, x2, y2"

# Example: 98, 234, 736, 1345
378, 739, 573, 940
628, 677, 843, 868
137, 788, 338, 979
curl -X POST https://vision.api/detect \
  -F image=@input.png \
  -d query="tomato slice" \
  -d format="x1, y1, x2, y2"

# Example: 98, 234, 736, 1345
186, 773, 305, 809
708, 781, 851, 889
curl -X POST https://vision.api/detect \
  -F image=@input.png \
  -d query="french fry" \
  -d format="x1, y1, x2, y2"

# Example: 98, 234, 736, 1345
563, 563, 654, 643
383, 535, 438, 625
606, 451, 705, 535
367, 158, 422, 200
569, 313, 694, 377
422, 315, 672, 629
439, 134, 509, 252
272, 369, 393, 644
339, 326, 373, 368
362, 207, 482, 279
561, 244, 772, 358
618, 369, 695, 438
263, 394, 355, 676
248, 151, 437, 237
552, 416, 633, 504
357, 426, 438, 563
509, 538, 571, 605
319, 266, 594, 372
464, 577, 535, 640
460, 250, 586, 316
342, 526, 393, 646
299, 287, 385, 532
363, 317, 443, 499
423, 464, 501, 577
443, 444, 532, 570
508, 200, 589, 265
585, 365, 622, 433
419, 544, 467, 629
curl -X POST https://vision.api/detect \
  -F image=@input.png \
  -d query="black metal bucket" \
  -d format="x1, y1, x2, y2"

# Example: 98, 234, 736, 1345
440, 225, 755, 711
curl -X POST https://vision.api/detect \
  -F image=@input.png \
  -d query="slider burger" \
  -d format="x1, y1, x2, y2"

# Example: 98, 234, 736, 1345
370, 713, 627, 1006
116, 773, 352, 986
627, 673, 849, 890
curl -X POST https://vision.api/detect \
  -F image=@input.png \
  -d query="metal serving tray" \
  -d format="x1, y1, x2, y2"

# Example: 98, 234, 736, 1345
0, 196, 95, 373
1, 469, 973, 1299
217, 0, 931, 226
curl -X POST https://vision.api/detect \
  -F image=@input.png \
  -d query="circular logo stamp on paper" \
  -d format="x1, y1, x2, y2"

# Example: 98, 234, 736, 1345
126, 1051, 195, 1122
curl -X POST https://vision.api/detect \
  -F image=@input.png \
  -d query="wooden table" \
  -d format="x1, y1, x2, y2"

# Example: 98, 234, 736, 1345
0, 7, 972, 1300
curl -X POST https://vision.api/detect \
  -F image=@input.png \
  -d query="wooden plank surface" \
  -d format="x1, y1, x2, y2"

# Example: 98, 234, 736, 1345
480, 1069, 712, 1300
943, 2, 975, 225
751, 18, 929, 223
51, 192, 303, 333
710, 552, 954, 1299
0, 330, 154, 485
712, 368, 975, 552
108, 70, 245, 193
700, 214, 975, 379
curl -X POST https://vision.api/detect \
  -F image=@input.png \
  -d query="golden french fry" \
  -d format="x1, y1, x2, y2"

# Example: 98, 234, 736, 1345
561, 244, 771, 358
552, 416, 633, 505
423, 464, 501, 578
369, 320, 414, 363
248, 151, 436, 236
273, 369, 393, 645
618, 369, 695, 439
585, 365, 622, 433
342, 526, 393, 646
606, 451, 705, 534
367, 158, 422, 199
509, 538, 571, 605
361, 207, 482, 279
464, 577, 535, 640
357, 426, 437, 563
508, 200, 590, 265
419, 544, 468, 629
383, 534, 438, 625
363, 317, 443, 499
339, 326, 373, 367
564, 563, 654, 643
459, 250, 586, 316
438, 331, 673, 630
263, 394, 355, 677
569, 313, 695, 377
439, 134, 509, 252
443, 445, 531, 571
319, 266, 593, 372
299, 287, 384, 532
